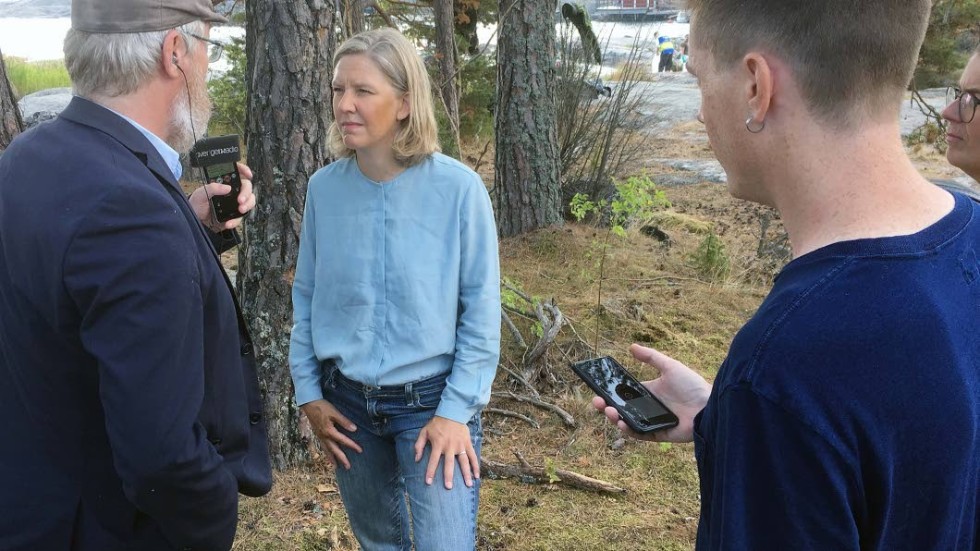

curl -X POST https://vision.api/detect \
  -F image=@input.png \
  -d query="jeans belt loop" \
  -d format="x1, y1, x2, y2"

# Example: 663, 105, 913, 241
404, 381, 414, 406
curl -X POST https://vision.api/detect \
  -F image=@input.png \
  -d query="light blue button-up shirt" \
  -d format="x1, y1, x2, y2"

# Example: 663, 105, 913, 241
101, 100, 183, 181
289, 153, 501, 424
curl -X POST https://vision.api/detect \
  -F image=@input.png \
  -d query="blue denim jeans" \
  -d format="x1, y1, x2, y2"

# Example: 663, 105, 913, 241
322, 364, 482, 551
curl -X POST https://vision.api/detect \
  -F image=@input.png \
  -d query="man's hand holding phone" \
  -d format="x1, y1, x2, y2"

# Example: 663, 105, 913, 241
189, 161, 256, 232
592, 344, 712, 443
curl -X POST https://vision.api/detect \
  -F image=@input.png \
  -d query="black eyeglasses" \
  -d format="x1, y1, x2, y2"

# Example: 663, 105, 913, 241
946, 87, 979, 123
187, 33, 224, 63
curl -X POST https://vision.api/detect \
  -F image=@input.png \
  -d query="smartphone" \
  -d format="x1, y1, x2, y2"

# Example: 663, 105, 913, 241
190, 134, 244, 223
571, 356, 678, 433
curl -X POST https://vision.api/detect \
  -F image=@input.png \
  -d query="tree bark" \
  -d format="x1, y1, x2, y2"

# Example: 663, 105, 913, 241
434, 0, 461, 158
0, 48, 23, 152
242, 0, 335, 470
494, 0, 562, 237
338, 0, 364, 40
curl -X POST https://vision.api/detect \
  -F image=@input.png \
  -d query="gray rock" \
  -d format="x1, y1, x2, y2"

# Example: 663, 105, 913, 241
630, 76, 952, 186
650, 158, 727, 185
632, 73, 949, 139
18, 87, 72, 129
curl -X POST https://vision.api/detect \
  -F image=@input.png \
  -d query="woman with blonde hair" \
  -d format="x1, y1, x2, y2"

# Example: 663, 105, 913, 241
289, 28, 500, 550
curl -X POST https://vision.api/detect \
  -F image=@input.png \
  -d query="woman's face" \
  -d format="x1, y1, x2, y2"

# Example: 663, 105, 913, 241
943, 53, 980, 181
332, 53, 409, 158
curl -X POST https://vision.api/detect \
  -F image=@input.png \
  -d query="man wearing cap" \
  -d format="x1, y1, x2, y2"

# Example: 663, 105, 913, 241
0, 2, 272, 550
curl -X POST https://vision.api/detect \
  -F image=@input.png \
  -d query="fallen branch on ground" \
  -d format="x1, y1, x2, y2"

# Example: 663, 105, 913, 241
484, 407, 540, 428
492, 391, 576, 428
499, 362, 541, 398
481, 450, 626, 495
501, 311, 527, 348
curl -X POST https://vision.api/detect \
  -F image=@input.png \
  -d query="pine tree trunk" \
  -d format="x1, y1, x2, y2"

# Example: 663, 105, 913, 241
494, 0, 562, 237
241, 0, 335, 470
434, 0, 461, 158
0, 48, 23, 152
338, 0, 364, 40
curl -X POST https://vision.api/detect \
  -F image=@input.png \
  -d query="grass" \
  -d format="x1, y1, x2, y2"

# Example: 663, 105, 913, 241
3, 57, 70, 99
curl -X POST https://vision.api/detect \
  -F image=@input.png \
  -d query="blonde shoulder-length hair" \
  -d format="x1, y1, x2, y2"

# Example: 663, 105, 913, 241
328, 28, 440, 167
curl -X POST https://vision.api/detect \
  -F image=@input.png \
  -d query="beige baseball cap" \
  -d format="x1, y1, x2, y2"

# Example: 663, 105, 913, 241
71, 0, 228, 33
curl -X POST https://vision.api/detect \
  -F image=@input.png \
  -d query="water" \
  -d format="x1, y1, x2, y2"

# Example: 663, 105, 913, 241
478, 20, 689, 60
0, 15, 686, 64
0, 17, 71, 60
0, 17, 244, 64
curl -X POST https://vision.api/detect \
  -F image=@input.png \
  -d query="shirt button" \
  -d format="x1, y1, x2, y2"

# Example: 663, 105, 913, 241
241, 342, 253, 356
249, 413, 262, 425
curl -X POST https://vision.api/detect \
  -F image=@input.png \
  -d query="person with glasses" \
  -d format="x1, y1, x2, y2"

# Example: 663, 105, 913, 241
189, 31, 225, 63
943, 45, 980, 182
592, 1, 979, 549
0, 1, 271, 550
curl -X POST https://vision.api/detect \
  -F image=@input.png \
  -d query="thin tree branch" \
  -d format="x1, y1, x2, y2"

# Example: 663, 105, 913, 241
481, 453, 627, 495
499, 362, 540, 398
484, 408, 540, 428
525, 300, 564, 367
501, 310, 528, 348
492, 391, 576, 428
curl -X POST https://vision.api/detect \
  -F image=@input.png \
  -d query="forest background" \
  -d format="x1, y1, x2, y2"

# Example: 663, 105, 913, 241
1, 0, 979, 549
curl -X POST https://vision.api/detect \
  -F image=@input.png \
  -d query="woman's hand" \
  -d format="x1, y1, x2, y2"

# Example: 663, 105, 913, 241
414, 416, 478, 490
301, 399, 362, 469
592, 343, 712, 443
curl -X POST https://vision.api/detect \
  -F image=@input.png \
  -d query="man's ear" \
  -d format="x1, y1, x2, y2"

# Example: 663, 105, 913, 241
161, 29, 184, 78
743, 52, 774, 124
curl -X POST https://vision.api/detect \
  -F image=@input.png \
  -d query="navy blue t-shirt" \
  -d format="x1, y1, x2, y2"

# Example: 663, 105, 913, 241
694, 193, 980, 550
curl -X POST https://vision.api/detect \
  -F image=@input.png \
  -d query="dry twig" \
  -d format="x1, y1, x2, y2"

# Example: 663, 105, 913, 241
481, 450, 626, 495
499, 363, 541, 398
484, 407, 540, 428
501, 311, 527, 348
492, 391, 576, 428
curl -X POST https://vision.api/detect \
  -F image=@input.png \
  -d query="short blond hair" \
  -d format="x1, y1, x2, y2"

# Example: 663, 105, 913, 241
328, 28, 439, 166
688, 0, 930, 127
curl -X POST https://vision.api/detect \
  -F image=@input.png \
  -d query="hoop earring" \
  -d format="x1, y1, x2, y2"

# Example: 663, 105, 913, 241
745, 117, 766, 134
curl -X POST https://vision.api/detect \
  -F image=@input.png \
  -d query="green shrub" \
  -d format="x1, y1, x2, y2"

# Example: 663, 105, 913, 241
692, 231, 730, 281
457, 52, 496, 141
207, 36, 246, 138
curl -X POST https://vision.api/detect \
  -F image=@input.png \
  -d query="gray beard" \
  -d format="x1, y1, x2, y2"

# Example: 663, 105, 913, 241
167, 76, 212, 154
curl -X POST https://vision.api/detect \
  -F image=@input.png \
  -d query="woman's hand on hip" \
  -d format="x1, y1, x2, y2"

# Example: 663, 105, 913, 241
301, 399, 362, 470
414, 415, 478, 490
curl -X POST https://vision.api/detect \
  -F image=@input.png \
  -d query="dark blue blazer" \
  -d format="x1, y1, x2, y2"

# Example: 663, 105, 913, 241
0, 97, 272, 551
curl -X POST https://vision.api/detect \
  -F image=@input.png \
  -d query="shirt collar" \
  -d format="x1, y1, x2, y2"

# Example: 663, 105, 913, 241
101, 102, 184, 181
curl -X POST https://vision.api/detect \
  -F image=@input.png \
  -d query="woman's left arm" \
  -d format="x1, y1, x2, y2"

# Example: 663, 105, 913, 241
414, 175, 501, 489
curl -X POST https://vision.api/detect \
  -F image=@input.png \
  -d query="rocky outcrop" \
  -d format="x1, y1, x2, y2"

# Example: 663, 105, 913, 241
18, 87, 71, 129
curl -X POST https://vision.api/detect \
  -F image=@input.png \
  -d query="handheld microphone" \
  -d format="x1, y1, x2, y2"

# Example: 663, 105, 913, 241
190, 135, 245, 223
